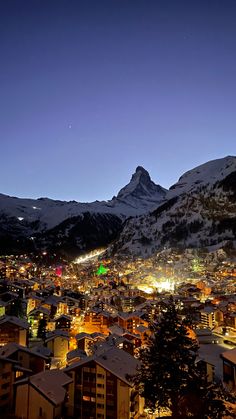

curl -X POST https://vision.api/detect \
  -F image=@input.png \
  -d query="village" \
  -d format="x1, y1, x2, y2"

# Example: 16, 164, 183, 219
0, 248, 235, 418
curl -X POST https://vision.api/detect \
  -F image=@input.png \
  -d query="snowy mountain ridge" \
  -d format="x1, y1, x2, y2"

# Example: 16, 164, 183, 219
111, 156, 236, 257
0, 167, 166, 231
0, 167, 166, 256
168, 155, 236, 198
1, 156, 236, 258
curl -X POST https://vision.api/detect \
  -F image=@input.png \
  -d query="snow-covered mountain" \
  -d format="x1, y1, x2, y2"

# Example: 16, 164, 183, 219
2, 157, 236, 258
111, 156, 236, 257
168, 156, 236, 198
116, 166, 167, 209
0, 167, 166, 256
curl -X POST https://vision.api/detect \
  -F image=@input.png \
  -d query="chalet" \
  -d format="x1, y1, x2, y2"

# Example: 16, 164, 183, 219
15, 370, 72, 419
0, 315, 29, 347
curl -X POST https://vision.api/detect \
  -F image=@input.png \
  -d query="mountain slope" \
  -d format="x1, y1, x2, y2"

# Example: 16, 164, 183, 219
0, 167, 166, 256
112, 156, 236, 257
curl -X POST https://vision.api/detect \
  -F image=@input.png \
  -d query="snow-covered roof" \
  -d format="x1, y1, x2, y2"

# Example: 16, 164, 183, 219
30, 370, 72, 405
75, 332, 105, 341
29, 307, 50, 316
75, 332, 93, 341
31, 345, 52, 358
135, 325, 149, 333
108, 325, 124, 336
43, 295, 62, 305
200, 306, 215, 314
118, 311, 145, 320
0, 315, 29, 329
221, 348, 236, 365
67, 349, 87, 361
45, 330, 69, 342
0, 342, 49, 360
65, 347, 140, 386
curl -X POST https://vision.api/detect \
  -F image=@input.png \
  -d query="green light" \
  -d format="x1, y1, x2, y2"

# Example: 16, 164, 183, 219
96, 264, 108, 276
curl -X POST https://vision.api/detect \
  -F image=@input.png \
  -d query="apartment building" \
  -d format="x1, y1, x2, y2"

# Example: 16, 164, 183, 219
65, 347, 144, 419
200, 307, 216, 328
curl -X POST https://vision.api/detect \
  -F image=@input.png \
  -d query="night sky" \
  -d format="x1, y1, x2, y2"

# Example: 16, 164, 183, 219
0, 0, 236, 201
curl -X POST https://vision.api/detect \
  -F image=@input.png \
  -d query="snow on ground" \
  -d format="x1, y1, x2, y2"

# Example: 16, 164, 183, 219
168, 156, 236, 198
198, 342, 235, 379
0, 167, 166, 230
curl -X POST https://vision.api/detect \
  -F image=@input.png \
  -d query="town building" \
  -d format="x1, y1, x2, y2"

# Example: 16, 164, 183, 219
0, 356, 17, 415
0, 315, 29, 347
200, 307, 216, 328
0, 342, 50, 373
15, 370, 73, 419
65, 347, 144, 419
221, 347, 236, 390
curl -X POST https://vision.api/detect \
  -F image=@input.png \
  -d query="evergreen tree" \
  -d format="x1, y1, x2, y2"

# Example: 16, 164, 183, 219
134, 297, 233, 418
37, 318, 47, 341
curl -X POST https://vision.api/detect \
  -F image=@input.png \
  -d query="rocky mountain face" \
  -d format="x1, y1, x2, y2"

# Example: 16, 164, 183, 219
0, 167, 166, 257
116, 166, 167, 209
111, 156, 236, 257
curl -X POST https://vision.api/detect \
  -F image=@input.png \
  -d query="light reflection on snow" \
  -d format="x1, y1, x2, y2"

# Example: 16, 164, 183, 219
137, 278, 175, 294
74, 248, 107, 264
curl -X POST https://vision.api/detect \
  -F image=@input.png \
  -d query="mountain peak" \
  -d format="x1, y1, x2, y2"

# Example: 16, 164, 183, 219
113, 155, 236, 258
116, 167, 166, 206
131, 166, 151, 183
135, 166, 148, 174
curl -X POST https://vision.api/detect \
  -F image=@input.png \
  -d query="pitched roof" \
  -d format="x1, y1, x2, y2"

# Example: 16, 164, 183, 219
108, 325, 124, 336
67, 349, 87, 361
55, 314, 71, 321
118, 311, 145, 320
75, 332, 93, 341
30, 370, 72, 405
221, 348, 236, 365
0, 315, 29, 329
65, 347, 140, 386
0, 342, 49, 360
45, 330, 69, 342
28, 307, 50, 316
94, 347, 140, 385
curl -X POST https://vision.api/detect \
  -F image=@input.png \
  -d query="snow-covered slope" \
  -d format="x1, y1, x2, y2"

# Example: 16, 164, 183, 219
0, 167, 166, 256
2, 156, 236, 258
0, 167, 166, 231
116, 166, 167, 209
168, 156, 236, 198
112, 156, 236, 257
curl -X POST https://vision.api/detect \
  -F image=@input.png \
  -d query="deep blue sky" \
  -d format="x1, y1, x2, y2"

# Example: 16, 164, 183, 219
0, 0, 236, 201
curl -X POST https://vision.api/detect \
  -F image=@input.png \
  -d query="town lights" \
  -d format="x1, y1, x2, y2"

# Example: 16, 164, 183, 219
137, 278, 175, 294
